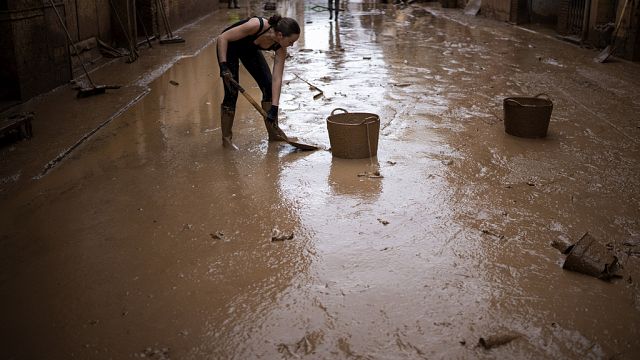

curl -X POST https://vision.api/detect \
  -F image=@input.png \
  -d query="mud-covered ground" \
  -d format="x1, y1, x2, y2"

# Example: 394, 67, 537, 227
2, 1, 640, 359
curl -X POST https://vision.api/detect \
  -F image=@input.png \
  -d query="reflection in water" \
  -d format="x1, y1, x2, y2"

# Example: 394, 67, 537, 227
328, 157, 382, 198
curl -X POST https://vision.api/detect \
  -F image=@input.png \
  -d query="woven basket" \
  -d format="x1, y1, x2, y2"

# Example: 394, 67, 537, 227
327, 108, 380, 159
503, 93, 553, 138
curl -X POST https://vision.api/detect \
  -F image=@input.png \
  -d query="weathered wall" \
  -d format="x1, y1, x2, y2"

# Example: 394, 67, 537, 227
530, 0, 558, 23
482, 0, 511, 22
163, 0, 215, 33
0, 1, 70, 100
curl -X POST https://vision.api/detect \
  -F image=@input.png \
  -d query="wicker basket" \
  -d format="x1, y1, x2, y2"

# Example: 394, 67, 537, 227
327, 108, 380, 159
503, 93, 553, 138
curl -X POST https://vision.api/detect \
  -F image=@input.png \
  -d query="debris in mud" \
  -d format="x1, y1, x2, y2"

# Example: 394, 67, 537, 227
377, 218, 389, 226
478, 332, 521, 349
182, 224, 193, 231
386, 161, 397, 165
357, 171, 383, 178
392, 83, 412, 88
562, 232, 622, 280
294, 73, 324, 100
271, 228, 294, 242
441, 159, 453, 166
363, 56, 371, 60
551, 237, 574, 254
169, 80, 179, 86
138, 347, 170, 359
481, 228, 505, 240
210, 231, 225, 240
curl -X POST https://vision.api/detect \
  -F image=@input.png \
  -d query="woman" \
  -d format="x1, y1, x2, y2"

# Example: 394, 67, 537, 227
216, 15, 300, 148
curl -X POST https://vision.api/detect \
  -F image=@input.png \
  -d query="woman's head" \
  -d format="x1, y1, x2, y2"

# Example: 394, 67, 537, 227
268, 15, 300, 48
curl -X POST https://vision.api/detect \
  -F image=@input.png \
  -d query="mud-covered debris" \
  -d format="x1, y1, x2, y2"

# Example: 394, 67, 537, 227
169, 80, 179, 86
182, 224, 193, 231
551, 237, 574, 254
271, 228, 294, 242
357, 171, 384, 178
363, 56, 371, 60
387, 161, 397, 165
377, 218, 389, 225
526, 181, 536, 186
481, 228, 505, 240
441, 159, 453, 166
562, 232, 621, 280
393, 83, 411, 87
276, 343, 296, 358
139, 347, 170, 359
478, 333, 521, 349
299, 48, 314, 52
295, 335, 314, 355
210, 231, 224, 240
313, 92, 323, 100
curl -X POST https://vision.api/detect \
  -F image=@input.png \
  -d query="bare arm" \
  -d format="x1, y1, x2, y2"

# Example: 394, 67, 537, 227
271, 47, 287, 106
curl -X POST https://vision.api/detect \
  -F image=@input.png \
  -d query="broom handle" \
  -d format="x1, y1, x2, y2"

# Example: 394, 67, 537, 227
227, 78, 268, 119
48, 0, 96, 87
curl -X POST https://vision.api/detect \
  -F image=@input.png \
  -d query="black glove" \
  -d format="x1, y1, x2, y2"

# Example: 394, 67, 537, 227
266, 105, 279, 124
219, 62, 232, 86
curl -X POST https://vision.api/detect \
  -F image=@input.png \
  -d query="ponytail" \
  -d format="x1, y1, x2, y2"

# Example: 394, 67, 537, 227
268, 15, 300, 37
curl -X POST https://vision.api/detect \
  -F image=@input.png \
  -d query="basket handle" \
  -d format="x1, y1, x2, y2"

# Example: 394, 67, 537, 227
331, 108, 348, 116
357, 115, 378, 125
504, 98, 525, 107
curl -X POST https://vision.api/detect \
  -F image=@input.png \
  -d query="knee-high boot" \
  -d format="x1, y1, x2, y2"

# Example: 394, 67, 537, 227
221, 105, 238, 149
261, 101, 284, 141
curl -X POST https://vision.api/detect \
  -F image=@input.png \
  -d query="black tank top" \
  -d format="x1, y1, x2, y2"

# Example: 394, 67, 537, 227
222, 17, 281, 52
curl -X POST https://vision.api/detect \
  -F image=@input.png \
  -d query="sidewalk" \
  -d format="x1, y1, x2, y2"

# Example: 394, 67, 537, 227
0, 6, 233, 198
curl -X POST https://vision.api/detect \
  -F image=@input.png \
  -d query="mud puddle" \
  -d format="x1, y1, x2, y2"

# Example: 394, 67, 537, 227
1, 1, 640, 359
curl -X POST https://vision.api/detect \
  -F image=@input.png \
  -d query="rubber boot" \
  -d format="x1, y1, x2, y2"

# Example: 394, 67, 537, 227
261, 101, 284, 141
221, 105, 238, 149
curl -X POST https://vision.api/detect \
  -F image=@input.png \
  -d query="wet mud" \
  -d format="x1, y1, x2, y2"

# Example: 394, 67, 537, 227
1, 1, 640, 359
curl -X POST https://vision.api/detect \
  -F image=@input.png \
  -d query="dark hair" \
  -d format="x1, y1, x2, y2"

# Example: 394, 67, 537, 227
268, 15, 300, 36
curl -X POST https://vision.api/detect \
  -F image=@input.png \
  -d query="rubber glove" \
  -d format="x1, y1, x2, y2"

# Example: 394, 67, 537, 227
219, 62, 233, 87
266, 105, 279, 125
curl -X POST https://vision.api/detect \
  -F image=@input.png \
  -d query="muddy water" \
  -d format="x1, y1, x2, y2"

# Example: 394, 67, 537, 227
2, 1, 640, 359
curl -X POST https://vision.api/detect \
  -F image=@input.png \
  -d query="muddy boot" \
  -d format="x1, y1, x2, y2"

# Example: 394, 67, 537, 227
261, 101, 284, 142
221, 105, 238, 150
